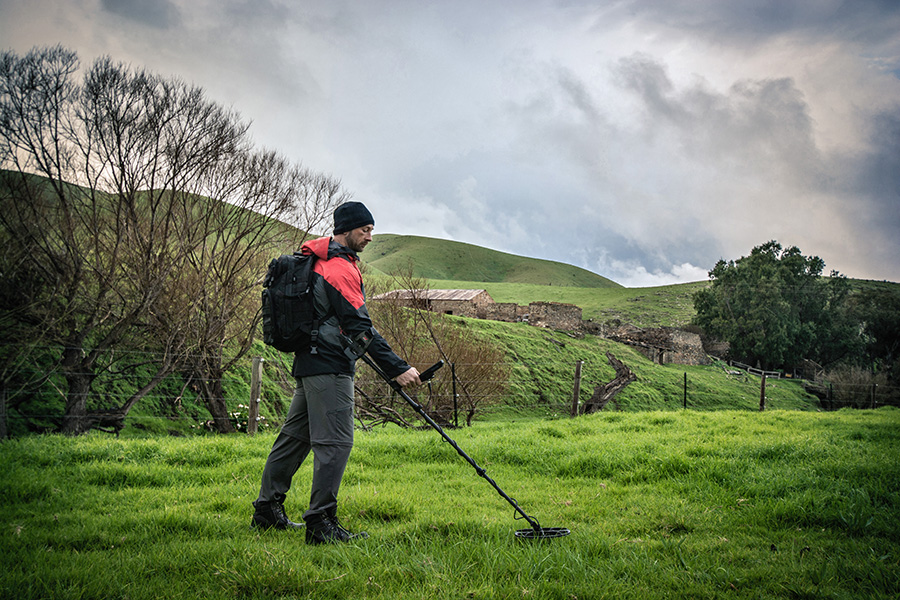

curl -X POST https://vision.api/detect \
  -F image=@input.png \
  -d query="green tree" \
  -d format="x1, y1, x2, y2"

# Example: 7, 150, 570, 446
851, 285, 900, 381
693, 241, 860, 371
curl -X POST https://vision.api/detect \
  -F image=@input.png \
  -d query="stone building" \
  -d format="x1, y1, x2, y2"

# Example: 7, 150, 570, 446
373, 289, 582, 328
372, 289, 494, 318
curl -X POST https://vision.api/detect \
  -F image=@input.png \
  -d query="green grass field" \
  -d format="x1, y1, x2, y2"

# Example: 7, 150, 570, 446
3, 408, 898, 599
3, 222, 898, 598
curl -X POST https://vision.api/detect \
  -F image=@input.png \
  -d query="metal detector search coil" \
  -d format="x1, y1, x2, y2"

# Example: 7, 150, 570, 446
515, 527, 571, 540
360, 356, 571, 541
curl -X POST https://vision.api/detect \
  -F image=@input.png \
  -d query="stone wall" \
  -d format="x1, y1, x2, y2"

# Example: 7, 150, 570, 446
430, 299, 478, 318
605, 324, 709, 366
480, 302, 519, 322
526, 301, 583, 330
665, 329, 709, 366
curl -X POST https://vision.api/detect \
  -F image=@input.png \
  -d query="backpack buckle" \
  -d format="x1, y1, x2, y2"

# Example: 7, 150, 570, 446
310, 328, 319, 355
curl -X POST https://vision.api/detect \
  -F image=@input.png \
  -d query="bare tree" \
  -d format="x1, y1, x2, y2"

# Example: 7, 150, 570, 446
167, 151, 347, 433
0, 46, 343, 434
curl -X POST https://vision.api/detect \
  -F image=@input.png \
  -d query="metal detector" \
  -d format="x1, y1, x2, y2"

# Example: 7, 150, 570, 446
359, 355, 570, 541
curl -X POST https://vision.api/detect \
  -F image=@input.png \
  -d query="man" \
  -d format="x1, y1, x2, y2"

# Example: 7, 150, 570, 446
251, 201, 420, 544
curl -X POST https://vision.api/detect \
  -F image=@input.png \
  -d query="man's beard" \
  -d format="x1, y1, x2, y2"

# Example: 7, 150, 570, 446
347, 233, 368, 253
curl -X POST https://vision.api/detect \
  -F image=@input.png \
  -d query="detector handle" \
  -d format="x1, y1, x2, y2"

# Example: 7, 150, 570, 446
418, 360, 445, 383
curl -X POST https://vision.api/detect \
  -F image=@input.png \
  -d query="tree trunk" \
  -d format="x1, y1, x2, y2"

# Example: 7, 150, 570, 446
80, 362, 177, 435
60, 370, 93, 435
0, 388, 8, 439
199, 377, 236, 434
581, 351, 637, 414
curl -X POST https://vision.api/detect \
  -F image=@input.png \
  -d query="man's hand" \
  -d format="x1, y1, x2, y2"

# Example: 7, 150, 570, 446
394, 367, 421, 388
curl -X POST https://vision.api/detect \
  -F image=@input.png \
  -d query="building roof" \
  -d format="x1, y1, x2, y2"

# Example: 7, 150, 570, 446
373, 289, 492, 302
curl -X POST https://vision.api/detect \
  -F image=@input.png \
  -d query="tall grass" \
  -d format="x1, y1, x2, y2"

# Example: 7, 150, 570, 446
2, 408, 898, 599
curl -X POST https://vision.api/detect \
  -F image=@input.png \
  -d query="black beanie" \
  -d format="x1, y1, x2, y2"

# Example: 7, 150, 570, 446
333, 201, 375, 235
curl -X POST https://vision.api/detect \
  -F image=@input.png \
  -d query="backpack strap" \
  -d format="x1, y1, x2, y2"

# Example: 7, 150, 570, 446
309, 315, 320, 355
294, 251, 322, 356
310, 306, 339, 355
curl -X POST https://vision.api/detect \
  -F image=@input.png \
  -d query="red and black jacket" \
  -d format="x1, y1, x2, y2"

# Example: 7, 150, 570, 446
291, 236, 410, 379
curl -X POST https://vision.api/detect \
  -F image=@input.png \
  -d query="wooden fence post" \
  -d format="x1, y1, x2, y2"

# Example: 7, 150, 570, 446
249, 357, 264, 435
451, 362, 458, 427
0, 389, 7, 439
759, 373, 766, 412
571, 360, 583, 417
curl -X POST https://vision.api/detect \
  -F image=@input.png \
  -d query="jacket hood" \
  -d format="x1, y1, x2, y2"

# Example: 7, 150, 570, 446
301, 236, 358, 262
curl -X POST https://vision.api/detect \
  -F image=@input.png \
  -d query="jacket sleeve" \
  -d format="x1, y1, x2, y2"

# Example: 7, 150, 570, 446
320, 258, 410, 378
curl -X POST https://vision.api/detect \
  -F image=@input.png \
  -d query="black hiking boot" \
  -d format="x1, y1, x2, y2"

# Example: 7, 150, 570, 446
250, 499, 305, 531
305, 513, 368, 545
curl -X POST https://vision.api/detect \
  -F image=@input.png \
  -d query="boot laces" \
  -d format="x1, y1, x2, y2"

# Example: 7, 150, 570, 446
271, 501, 289, 523
327, 514, 350, 534
326, 514, 367, 539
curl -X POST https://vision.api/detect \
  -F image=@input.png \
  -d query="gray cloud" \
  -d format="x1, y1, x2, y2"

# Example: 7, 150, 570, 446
845, 110, 900, 270
604, 0, 900, 46
100, 0, 180, 29
1, 0, 898, 285
599, 54, 889, 279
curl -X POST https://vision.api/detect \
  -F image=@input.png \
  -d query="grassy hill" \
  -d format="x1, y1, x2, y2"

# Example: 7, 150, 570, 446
461, 317, 819, 416
363, 234, 621, 288
362, 233, 702, 328
425, 279, 708, 327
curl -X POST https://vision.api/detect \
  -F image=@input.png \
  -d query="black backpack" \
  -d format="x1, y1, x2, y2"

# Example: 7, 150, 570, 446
261, 252, 321, 354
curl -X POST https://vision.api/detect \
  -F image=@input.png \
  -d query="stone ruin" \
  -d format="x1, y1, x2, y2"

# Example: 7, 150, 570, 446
601, 323, 710, 366
374, 288, 709, 366
374, 289, 583, 331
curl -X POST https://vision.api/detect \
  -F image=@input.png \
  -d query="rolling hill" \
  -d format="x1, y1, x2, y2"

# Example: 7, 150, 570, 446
362, 234, 621, 288
361, 235, 899, 329
361, 233, 704, 327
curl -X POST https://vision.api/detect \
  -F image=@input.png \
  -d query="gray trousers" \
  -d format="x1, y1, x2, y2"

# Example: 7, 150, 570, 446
255, 373, 355, 520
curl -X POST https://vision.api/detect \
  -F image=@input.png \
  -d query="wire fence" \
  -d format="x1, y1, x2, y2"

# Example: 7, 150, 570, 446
2, 345, 898, 437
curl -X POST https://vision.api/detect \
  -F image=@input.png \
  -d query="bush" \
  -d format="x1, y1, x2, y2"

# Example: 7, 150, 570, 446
361, 267, 509, 427
825, 367, 897, 409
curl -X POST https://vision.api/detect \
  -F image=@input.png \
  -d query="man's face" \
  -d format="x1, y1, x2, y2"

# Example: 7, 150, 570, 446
345, 224, 374, 253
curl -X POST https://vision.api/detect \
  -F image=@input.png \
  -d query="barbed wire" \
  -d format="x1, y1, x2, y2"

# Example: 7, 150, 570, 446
3, 345, 897, 431
7, 392, 890, 424
4, 344, 897, 391
4, 341, 596, 363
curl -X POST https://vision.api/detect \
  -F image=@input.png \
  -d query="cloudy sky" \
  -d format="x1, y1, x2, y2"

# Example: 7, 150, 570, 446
2, 0, 899, 286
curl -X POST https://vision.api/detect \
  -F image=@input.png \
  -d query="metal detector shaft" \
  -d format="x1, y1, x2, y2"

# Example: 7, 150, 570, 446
360, 354, 543, 531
